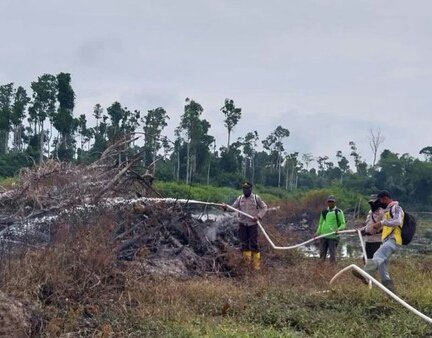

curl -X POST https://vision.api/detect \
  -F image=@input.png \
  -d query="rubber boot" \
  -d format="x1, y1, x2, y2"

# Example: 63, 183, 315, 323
382, 279, 396, 293
252, 251, 261, 270
242, 250, 252, 262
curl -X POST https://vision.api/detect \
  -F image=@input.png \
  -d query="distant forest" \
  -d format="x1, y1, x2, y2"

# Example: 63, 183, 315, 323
1, 73, 432, 207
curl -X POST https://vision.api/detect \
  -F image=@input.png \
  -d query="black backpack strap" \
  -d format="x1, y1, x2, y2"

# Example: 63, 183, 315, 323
321, 209, 329, 220
334, 208, 341, 227
387, 205, 402, 238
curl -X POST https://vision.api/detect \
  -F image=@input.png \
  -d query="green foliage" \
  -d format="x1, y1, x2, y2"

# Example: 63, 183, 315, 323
212, 170, 244, 188
221, 98, 242, 149
142, 107, 169, 166
0, 176, 17, 187
0, 151, 32, 177
3, 73, 432, 210
0, 83, 14, 154
155, 181, 239, 203
298, 186, 369, 213
153, 182, 367, 210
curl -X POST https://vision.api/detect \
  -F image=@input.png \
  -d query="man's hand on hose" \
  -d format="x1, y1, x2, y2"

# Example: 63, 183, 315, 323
221, 203, 228, 211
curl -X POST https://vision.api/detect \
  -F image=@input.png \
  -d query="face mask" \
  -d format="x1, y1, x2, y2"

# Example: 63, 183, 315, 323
243, 189, 252, 197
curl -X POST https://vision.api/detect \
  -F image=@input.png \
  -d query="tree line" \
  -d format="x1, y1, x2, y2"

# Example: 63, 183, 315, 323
1, 73, 432, 208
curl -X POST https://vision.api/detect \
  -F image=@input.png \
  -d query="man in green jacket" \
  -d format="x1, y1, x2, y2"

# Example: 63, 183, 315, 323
315, 195, 346, 264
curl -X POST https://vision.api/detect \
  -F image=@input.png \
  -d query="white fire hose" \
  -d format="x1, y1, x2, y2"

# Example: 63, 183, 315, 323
330, 264, 432, 324
134, 197, 432, 324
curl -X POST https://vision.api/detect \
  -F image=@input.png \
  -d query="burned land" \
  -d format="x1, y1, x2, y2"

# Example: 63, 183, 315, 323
0, 140, 312, 337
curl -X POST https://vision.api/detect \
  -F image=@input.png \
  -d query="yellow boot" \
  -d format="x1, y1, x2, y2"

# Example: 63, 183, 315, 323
252, 251, 261, 270
242, 250, 252, 262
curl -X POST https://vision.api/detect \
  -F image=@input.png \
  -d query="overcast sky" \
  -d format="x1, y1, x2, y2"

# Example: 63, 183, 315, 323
1, 0, 431, 165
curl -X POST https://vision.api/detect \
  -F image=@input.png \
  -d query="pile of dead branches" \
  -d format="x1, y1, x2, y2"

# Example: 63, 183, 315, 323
0, 136, 246, 279
0, 137, 160, 219
56, 200, 240, 276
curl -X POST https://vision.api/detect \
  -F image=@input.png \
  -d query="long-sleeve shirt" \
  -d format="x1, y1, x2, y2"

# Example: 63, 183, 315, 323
316, 207, 346, 239
365, 208, 385, 243
381, 201, 404, 245
232, 193, 268, 226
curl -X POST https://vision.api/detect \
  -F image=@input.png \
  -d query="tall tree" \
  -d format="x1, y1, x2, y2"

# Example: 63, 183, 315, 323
317, 155, 329, 176
242, 131, 259, 183
106, 101, 125, 142
220, 98, 242, 149
301, 153, 314, 170
285, 152, 301, 190
30, 74, 58, 162
178, 98, 213, 184
93, 103, 103, 128
11, 86, 30, 151
349, 141, 367, 175
53, 72, 75, 160
142, 107, 169, 169
336, 150, 350, 182
262, 125, 290, 187
419, 146, 432, 162
77, 114, 91, 150
369, 128, 385, 167
0, 83, 14, 154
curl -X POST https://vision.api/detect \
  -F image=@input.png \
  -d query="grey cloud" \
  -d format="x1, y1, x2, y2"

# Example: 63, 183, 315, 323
75, 38, 123, 67
0, 0, 431, 162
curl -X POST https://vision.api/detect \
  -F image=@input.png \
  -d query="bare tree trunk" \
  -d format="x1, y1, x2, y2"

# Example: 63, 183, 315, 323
176, 149, 180, 182
47, 122, 53, 159
369, 128, 385, 167
277, 152, 282, 188
186, 142, 190, 184
152, 140, 157, 174
207, 158, 211, 185
251, 155, 255, 185
39, 121, 44, 163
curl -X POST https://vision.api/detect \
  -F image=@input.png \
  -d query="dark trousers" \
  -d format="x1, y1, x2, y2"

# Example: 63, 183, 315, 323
365, 241, 381, 259
238, 223, 259, 252
319, 238, 338, 263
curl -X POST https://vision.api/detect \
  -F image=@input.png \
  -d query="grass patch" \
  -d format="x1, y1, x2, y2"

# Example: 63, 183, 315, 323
4, 252, 432, 336
154, 182, 369, 211
0, 176, 17, 189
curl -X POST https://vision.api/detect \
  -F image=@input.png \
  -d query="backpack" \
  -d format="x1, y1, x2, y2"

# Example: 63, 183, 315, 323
389, 206, 416, 245
321, 208, 341, 227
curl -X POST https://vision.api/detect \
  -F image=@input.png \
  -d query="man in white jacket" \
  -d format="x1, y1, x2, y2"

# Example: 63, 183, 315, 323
231, 181, 268, 270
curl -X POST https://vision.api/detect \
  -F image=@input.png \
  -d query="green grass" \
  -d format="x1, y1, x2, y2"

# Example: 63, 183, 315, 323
105, 257, 432, 337
0, 176, 17, 188
154, 181, 370, 211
